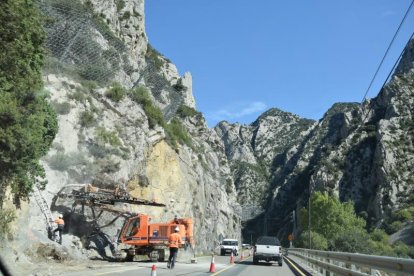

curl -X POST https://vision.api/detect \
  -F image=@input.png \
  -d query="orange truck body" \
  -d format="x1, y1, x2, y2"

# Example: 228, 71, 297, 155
117, 214, 194, 261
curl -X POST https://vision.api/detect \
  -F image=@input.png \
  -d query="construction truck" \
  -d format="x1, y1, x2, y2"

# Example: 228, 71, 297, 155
54, 183, 194, 262
118, 215, 193, 261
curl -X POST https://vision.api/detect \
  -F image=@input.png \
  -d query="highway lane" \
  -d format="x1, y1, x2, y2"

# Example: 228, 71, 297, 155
214, 255, 295, 276
63, 256, 225, 276
63, 253, 297, 276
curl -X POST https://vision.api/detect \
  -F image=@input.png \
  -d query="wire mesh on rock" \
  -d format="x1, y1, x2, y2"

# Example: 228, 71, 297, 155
37, 0, 136, 87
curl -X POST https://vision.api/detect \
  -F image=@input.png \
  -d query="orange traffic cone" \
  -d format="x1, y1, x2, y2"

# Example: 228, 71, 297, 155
209, 254, 216, 273
230, 251, 235, 264
150, 264, 157, 276
240, 251, 244, 261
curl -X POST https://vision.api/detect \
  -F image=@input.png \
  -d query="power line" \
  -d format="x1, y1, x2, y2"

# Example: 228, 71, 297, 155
360, 32, 414, 124
361, 0, 414, 103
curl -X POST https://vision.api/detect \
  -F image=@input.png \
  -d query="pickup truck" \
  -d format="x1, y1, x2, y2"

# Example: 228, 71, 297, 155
253, 236, 283, 266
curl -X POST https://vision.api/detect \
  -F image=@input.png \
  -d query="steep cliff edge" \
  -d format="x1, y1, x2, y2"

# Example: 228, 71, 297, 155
1, 0, 240, 272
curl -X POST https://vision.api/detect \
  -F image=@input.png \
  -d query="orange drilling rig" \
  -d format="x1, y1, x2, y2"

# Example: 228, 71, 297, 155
118, 215, 193, 261
54, 183, 194, 261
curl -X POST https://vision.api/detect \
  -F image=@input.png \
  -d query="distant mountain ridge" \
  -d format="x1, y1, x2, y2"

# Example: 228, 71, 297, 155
217, 39, 414, 243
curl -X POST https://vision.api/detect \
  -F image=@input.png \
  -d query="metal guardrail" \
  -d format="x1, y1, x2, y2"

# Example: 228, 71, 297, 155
287, 248, 414, 276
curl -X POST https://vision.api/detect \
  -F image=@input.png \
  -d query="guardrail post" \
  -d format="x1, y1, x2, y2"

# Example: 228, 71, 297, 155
345, 261, 351, 272
325, 258, 331, 276
351, 263, 356, 273
306, 250, 311, 270
322, 256, 326, 275
371, 268, 380, 275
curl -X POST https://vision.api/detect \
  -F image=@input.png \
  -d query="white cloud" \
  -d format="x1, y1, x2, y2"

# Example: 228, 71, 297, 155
207, 101, 267, 122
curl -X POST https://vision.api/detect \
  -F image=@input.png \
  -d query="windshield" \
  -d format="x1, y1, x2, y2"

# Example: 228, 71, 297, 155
125, 217, 140, 237
256, 236, 280, 246
222, 240, 238, 246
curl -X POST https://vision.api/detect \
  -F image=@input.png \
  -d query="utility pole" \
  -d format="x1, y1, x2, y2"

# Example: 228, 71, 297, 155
292, 210, 296, 234
291, 210, 296, 248
308, 196, 311, 250
308, 179, 313, 250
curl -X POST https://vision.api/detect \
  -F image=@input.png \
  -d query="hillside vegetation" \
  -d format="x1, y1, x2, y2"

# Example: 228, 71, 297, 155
297, 192, 414, 258
0, 0, 57, 235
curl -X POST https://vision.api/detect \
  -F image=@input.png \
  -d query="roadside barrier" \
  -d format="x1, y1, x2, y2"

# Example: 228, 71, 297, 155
230, 252, 235, 264
209, 254, 216, 273
150, 264, 156, 276
288, 248, 414, 276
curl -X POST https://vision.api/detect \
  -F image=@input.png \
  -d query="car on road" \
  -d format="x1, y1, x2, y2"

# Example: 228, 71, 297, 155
242, 243, 251, 249
253, 236, 283, 266
220, 238, 239, 256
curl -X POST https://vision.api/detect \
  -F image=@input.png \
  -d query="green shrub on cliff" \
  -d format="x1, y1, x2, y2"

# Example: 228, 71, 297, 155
105, 82, 126, 102
129, 86, 192, 147
177, 105, 201, 119
129, 85, 165, 128
0, 208, 16, 239
165, 118, 192, 148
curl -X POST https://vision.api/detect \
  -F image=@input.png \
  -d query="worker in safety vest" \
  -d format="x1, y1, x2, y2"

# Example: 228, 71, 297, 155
54, 214, 65, 244
167, 226, 181, 269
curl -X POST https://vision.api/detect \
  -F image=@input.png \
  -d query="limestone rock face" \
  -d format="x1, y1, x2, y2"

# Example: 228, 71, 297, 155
3, 0, 240, 265
38, 0, 195, 120
87, 0, 147, 60
214, 109, 315, 207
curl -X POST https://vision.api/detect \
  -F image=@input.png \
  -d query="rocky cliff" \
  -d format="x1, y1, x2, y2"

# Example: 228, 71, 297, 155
214, 109, 315, 207
1, 0, 240, 270
220, 39, 414, 242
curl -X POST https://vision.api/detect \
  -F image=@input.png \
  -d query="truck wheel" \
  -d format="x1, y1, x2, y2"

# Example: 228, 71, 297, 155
253, 257, 258, 265
125, 254, 134, 262
278, 260, 283, 266
158, 249, 165, 262
220, 250, 224, 256
149, 251, 159, 262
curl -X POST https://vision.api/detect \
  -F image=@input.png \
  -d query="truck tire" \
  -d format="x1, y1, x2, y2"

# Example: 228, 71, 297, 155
220, 250, 224, 256
253, 257, 258, 265
149, 251, 159, 262
125, 254, 134, 262
158, 249, 165, 262
278, 259, 283, 266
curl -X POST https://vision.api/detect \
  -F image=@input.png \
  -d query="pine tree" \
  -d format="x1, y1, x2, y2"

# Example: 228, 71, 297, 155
0, 0, 57, 204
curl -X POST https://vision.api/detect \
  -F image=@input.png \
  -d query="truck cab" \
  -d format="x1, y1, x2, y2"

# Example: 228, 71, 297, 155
220, 238, 239, 256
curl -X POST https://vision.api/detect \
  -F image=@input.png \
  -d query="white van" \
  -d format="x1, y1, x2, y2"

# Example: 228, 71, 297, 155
220, 239, 239, 256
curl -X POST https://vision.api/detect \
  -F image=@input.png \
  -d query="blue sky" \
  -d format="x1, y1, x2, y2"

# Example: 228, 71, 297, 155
145, 0, 414, 127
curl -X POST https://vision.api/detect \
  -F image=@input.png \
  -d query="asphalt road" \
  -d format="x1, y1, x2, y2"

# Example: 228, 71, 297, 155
63, 253, 296, 276
212, 256, 295, 276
